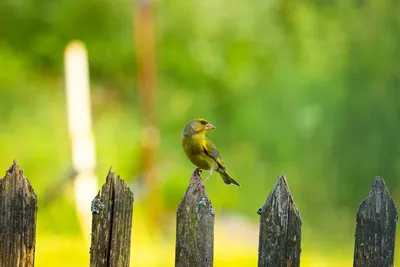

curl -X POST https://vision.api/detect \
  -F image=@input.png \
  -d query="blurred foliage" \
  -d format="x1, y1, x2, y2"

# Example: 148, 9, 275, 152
1, 0, 400, 266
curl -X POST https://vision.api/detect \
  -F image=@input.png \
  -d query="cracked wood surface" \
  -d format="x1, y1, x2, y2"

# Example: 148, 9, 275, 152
257, 175, 302, 267
0, 160, 37, 267
353, 177, 398, 267
175, 172, 215, 267
90, 168, 134, 267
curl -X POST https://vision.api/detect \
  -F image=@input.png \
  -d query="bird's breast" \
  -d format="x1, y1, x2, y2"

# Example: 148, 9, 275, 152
182, 135, 215, 170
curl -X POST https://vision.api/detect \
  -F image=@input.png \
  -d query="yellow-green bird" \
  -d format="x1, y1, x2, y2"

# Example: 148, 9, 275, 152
182, 118, 240, 187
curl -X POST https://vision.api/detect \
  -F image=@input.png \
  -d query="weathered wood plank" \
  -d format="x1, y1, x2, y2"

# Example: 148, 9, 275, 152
0, 160, 38, 267
353, 176, 398, 267
175, 171, 215, 267
90, 168, 134, 267
257, 174, 302, 267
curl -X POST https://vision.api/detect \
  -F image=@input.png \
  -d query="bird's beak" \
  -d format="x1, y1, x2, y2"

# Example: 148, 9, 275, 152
205, 123, 215, 131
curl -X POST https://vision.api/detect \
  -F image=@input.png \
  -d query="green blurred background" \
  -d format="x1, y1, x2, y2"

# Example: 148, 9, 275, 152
1, 0, 400, 266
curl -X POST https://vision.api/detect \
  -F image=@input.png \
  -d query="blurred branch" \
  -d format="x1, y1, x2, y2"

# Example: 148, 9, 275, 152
64, 41, 98, 247
133, 0, 162, 227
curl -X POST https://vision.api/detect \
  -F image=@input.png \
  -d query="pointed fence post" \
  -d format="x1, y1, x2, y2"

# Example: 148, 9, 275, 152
257, 174, 302, 267
353, 176, 398, 267
90, 168, 134, 267
0, 160, 38, 267
175, 171, 215, 267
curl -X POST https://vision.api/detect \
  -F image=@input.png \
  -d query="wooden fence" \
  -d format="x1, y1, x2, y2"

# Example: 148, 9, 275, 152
0, 160, 398, 267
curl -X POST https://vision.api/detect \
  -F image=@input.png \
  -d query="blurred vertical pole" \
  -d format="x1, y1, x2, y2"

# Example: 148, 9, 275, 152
64, 41, 98, 246
133, 0, 162, 228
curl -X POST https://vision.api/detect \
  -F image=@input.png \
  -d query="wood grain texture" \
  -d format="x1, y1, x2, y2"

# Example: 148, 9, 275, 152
258, 175, 302, 267
0, 160, 37, 267
175, 172, 215, 267
353, 177, 398, 267
90, 168, 134, 267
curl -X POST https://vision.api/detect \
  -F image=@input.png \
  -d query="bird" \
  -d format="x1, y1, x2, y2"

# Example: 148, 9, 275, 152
181, 118, 240, 188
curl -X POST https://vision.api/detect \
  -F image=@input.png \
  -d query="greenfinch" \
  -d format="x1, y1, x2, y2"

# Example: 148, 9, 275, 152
181, 118, 240, 187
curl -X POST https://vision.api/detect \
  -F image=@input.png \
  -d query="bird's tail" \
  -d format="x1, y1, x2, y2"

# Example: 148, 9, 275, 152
218, 169, 240, 187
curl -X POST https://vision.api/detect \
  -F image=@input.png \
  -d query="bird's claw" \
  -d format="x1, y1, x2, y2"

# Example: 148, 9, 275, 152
196, 180, 205, 191
192, 167, 202, 178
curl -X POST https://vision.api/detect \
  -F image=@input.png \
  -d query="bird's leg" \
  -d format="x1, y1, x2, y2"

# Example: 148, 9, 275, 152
192, 167, 202, 178
197, 169, 213, 190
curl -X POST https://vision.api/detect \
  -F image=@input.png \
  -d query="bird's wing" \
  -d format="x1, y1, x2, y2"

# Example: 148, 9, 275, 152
202, 138, 226, 170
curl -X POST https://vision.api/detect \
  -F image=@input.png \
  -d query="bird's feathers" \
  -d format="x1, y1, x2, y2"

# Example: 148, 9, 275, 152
182, 118, 240, 187
202, 138, 225, 170
219, 170, 240, 186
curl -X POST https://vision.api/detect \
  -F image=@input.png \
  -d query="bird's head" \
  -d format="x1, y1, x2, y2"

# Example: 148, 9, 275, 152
183, 118, 215, 136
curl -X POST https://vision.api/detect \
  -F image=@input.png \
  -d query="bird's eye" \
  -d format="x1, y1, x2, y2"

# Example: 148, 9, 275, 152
200, 120, 207, 125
